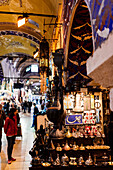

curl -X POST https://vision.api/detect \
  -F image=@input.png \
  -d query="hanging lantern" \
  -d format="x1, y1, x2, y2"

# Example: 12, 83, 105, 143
40, 38, 49, 73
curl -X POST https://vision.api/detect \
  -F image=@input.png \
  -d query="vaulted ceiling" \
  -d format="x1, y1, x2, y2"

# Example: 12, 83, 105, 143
0, 0, 62, 89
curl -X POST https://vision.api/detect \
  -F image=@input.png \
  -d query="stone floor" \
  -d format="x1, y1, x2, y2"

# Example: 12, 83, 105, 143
0, 111, 35, 170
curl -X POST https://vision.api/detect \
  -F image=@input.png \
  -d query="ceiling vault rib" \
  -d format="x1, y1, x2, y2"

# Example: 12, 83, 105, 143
0, 11, 57, 18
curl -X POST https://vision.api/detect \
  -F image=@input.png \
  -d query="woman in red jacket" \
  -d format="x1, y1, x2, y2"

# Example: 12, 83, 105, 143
4, 108, 17, 164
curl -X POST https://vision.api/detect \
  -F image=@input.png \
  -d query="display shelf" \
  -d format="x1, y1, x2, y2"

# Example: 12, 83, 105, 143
29, 164, 113, 170
29, 133, 111, 170
48, 136, 107, 147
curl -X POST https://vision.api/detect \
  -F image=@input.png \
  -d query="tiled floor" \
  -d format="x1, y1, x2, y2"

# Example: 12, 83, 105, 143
0, 111, 35, 170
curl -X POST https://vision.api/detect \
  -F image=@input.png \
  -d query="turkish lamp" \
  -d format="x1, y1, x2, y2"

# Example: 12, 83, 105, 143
17, 15, 28, 27
45, 58, 48, 67
39, 58, 48, 68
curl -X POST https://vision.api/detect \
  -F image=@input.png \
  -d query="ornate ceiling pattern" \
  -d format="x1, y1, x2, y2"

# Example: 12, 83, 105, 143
63, 0, 113, 51
0, 0, 10, 6
88, 0, 113, 50
67, 0, 93, 85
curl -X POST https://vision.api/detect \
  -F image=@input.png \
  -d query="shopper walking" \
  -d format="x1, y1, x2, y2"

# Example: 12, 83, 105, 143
10, 108, 20, 125
4, 109, 17, 164
31, 103, 39, 130
6, 100, 10, 115
0, 104, 6, 152
23, 100, 27, 113
28, 101, 32, 113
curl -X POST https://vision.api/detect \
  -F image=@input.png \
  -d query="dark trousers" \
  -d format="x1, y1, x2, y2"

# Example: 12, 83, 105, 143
28, 107, 31, 113
6, 136, 15, 160
31, 115, 36, 127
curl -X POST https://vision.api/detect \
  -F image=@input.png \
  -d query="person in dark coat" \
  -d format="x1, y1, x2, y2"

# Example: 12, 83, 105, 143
28, 101, 32, 113
31, 103, 39, 130
23, 100, 27, 113
0, 104, 6, 152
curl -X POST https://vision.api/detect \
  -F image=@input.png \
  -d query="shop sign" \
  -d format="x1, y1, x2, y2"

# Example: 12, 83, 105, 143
65, 114, 82, 125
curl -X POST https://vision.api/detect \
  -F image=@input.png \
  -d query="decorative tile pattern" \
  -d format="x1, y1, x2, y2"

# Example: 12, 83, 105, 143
0, 0, 10, 6
0, 30, 40, 44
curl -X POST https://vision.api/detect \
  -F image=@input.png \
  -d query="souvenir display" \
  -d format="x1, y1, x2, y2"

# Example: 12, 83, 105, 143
61, 153, 69, 167
63, 141, 71, 151
50, 139, 55, 150
72, 130, 79, 138
85, 153, 93, 166
78, 156, 85, 166
96, 109, 100, 123
80, 132, 84, 138
108, 162, 113, 166
83, 110, 96, 124
42, 162, 51, 167
56, 143, 62, 151
50, 128, 64, 139
84, 95, 91, 111
102, 133, 105, 138
73, 142, 79, 150
80, 144, 85, 150
86, 145, 110, 150
90, 130, 94, 138
65, 128, 72, 138
53, 154, 60, 166
91, 95, 95, 109
29, 90, 111, 169
64, 94, 74, 110
48, 153, 53, 163
30, 156, 41, 166
69, 157, 77, 166
73, 93, 83, 111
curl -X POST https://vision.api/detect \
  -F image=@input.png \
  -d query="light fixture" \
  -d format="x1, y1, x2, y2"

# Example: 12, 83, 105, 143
33, 48, 39, 59
40, 37, 49, 73
53, 48, 64, 68
17, 13, 28, 27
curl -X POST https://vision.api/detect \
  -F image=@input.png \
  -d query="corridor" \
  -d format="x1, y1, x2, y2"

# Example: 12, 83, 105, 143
0, 112, 35, 170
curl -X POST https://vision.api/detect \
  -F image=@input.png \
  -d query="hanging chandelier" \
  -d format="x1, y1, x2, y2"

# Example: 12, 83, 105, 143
39, 37, 49, 73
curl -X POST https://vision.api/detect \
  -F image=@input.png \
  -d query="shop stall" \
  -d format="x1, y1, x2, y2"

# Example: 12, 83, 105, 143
29, 88, 112, 169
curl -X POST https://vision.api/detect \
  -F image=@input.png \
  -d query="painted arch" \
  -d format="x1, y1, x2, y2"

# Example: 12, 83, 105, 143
66, 0, 93, 85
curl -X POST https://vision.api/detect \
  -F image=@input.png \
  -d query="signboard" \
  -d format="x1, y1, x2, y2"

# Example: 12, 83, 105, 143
65, 114, 82, 125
